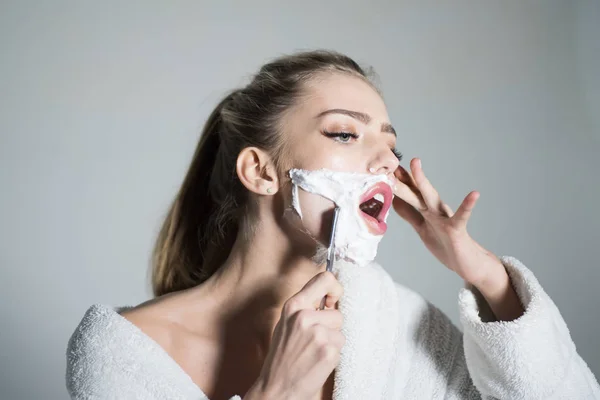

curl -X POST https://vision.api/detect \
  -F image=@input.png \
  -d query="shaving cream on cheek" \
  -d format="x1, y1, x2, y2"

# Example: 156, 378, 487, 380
288, 168, 394, 265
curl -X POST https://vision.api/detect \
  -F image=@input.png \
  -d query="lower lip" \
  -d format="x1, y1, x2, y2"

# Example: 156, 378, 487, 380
360, 211, 387, 235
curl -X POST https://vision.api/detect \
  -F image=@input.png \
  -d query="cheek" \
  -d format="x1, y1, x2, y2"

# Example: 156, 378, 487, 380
299, 148, 363, 173
295, 188, 336, 237
328, 154, 357, 171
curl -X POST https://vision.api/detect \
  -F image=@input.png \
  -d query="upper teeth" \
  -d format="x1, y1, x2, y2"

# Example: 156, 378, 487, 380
373, 193, 384, 203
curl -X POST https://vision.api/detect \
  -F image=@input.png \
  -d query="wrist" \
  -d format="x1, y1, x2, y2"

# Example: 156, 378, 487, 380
471, 255, 507, 295
472, 258, 524, 321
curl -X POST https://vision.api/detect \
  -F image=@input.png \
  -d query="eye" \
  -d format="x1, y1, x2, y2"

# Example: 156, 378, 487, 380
391, 148, 403, 161
323, 131, 359, 143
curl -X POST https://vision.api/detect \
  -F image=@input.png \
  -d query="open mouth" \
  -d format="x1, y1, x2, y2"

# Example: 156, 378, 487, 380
358, 182, 393, 234
360, 194, 385, 219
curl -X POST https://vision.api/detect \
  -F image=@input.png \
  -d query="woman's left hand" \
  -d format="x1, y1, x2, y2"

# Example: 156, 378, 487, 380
391, 158, 506, 292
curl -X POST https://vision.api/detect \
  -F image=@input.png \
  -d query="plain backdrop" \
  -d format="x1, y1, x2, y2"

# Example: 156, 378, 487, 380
1, 1, 599, 399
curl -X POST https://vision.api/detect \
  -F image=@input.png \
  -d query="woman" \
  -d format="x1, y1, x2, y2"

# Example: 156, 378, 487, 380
66, 50, 599, 400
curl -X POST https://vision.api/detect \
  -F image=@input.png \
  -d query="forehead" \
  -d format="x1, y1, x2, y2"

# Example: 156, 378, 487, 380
292, 72, 390, 123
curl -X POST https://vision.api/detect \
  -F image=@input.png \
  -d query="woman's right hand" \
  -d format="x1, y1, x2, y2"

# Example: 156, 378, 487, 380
245, 271, 345, 400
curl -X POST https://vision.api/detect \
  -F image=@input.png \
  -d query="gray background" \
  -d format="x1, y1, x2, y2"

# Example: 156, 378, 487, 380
1, 1, 598, 399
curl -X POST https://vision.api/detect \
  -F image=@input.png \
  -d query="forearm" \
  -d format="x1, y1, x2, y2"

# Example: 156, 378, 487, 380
472, 257, 524, 322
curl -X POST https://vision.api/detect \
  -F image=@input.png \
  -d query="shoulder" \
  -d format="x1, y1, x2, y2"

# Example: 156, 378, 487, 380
120, 300, 177, 351
65, 304, 143, 397
65, 303, 180, 398
66, 300, 180, 369
66, 299, 213, 399
66, 303, 135, 359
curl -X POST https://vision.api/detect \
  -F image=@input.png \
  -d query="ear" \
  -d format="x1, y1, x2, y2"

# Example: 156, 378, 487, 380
236, 147, 279, 195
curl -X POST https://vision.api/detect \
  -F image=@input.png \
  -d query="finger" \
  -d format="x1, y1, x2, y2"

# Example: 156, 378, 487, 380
287, 271, 343, 312
296, 309, 344, 330
322, 292, 340, 310
392, 196, 424, 229
309, 328, 345, 364
394, 164, 418, 189
392, 178, 425, 211
394, 165, 425, 204
440, 202, 454, 218
410, 158, 442, 211
328, 329, 346, 350
452, 191, 479, 228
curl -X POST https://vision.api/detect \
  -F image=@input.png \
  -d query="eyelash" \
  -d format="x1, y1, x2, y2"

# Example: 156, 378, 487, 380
324, 131, 404, 162
392, 148, 404, 162
323, 131, 359, 143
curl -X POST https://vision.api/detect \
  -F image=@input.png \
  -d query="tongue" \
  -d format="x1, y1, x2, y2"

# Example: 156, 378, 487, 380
360, 198, 382, 219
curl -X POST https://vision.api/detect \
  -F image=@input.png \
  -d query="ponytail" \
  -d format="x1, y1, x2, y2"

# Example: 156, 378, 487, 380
151, 93, 239, 297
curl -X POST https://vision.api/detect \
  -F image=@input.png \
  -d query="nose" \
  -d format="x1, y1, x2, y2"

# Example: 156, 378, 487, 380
367, 146, 399, 175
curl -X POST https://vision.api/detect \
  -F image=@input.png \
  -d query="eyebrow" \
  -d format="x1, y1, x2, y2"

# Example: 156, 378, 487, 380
316, 108, 396, 136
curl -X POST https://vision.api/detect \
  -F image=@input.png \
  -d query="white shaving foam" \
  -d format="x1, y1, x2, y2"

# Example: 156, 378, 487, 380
288, 168, 394, 265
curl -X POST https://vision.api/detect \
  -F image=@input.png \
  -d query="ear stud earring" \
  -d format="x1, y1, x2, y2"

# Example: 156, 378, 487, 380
266, 188, 273, 194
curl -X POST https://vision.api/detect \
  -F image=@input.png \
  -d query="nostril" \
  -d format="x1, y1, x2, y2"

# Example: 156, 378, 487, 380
369, 166, 389, 174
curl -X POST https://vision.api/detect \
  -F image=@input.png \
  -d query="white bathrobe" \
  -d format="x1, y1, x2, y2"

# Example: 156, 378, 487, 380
66, 256, 600, 399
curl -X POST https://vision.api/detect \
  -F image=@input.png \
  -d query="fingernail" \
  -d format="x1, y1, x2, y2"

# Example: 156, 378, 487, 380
417, 159, 422, 169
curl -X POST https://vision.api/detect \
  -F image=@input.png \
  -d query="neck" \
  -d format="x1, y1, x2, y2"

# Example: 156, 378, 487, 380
197, 219, 325, 351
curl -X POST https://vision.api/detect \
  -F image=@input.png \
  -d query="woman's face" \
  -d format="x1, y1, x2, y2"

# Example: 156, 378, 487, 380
281, 72, 401, 245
